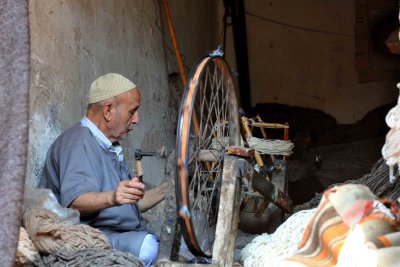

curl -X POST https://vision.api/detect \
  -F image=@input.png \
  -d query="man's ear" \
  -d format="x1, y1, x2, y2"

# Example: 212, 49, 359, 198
103, 102, 113, 122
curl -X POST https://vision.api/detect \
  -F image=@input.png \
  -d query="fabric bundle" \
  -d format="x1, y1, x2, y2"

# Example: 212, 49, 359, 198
281, 184, 400, 267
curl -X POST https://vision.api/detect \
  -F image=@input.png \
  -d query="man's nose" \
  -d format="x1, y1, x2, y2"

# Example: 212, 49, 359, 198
132, 112, 139, 124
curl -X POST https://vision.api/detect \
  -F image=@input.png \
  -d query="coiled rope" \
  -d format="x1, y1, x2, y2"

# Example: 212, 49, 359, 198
20, 207, 145, 266
15, 227, 38, 266
31, 248, 144, 267
23, 207, 110, 255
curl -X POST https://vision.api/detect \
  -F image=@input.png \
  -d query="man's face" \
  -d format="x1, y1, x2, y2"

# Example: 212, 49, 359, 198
109, 89, 140, 141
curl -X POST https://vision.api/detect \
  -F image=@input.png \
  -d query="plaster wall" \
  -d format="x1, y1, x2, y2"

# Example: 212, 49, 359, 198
26, 0, 219, 189
225, 0, 398, 124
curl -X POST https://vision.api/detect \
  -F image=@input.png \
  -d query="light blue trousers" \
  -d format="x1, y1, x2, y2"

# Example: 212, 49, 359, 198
106, 231, 159, 266
138, 233, 159, 266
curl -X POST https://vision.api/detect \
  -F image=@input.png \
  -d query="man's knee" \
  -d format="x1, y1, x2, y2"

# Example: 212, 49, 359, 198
104, 230, 148, 257
138, 234, 159, 266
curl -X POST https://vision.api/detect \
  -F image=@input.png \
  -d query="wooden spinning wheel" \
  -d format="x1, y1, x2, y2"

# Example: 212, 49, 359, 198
175, 56, 240, 258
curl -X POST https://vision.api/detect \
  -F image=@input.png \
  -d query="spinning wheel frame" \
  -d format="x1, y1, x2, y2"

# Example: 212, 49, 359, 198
176, 56, 240, 258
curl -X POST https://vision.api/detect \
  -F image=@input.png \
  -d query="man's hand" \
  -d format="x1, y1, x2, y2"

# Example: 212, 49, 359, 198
138, 179, 168, 212
70, 177, 145, 215
113, 177, 145, 205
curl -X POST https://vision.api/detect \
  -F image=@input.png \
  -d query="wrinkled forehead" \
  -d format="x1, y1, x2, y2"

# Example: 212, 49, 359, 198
120, 88, 140, 106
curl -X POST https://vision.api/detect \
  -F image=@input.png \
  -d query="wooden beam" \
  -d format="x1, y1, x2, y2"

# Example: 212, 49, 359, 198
227, 146, 255, 158
157, 151, 181, 262
212, 155, 242, 266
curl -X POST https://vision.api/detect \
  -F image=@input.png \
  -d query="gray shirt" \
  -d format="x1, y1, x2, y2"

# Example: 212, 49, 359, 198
40, 123, 147, 240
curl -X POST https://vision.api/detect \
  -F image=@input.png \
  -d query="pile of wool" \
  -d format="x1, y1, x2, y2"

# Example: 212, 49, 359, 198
240, 208, 316, 267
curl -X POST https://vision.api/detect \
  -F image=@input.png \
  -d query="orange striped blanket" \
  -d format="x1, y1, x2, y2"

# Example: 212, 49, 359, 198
281, 184, 400, 267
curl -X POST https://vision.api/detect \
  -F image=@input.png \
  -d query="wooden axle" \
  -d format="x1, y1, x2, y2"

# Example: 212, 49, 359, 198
197, 147, 255, 162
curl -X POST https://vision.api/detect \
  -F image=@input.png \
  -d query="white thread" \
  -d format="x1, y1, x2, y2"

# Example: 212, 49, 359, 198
382, 83, 400, 183
240, 208, 316, 267
211, 136, 294, 156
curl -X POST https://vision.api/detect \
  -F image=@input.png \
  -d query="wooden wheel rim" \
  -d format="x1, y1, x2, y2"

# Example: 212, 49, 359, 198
176, 56, 239, 257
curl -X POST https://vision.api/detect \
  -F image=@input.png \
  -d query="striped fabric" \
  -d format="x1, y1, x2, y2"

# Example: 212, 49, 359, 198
287, 193, 348, 266
283, 184, 400, 267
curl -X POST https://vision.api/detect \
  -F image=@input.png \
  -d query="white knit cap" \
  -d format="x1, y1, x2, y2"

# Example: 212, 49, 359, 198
88, 73, 137, 104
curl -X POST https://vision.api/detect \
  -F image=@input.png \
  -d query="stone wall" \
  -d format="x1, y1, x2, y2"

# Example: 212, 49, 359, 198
26, 0, 220, 188
224, 0, 398, 124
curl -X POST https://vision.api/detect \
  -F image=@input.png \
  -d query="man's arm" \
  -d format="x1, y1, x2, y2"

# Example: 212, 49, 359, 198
70, 177, 145, 215
138, 180, 168, 212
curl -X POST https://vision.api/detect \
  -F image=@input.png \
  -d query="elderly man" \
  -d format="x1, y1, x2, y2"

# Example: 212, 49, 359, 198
40, 73, 167, 266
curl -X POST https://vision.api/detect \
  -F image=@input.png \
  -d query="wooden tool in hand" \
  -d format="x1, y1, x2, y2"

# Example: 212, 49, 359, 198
134, 147, 168, 182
